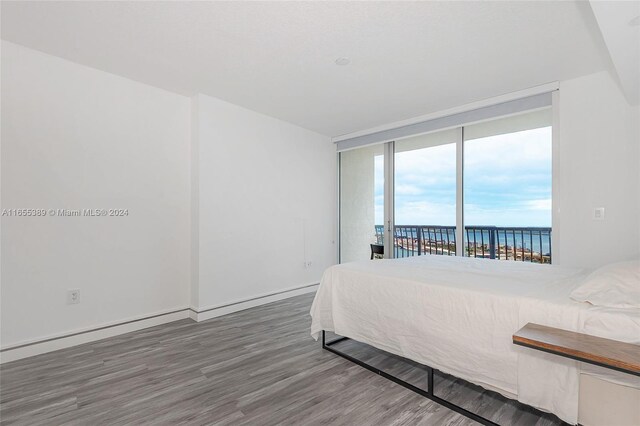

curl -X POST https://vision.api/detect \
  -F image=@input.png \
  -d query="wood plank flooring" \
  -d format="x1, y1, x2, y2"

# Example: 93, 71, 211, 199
1, 293, 564, 425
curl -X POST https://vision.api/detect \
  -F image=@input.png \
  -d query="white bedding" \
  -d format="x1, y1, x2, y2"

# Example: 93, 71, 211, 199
309, 255, 640, 424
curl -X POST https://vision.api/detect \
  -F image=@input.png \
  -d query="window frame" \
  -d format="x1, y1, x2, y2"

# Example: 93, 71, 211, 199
337, 98, 558, 264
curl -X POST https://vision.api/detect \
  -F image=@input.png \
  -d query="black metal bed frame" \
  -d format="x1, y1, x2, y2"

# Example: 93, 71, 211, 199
322, 330, 502, 426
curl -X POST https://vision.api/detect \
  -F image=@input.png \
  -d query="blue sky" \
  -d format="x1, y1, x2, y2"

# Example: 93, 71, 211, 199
375, 127, 552, 227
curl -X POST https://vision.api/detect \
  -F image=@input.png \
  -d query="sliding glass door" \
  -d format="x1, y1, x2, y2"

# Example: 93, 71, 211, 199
463, 109, 552, 262
394, 129, 458, 258
339, 106, 553, 264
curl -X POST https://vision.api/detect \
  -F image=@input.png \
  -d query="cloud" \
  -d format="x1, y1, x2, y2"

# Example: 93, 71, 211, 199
525, 198, 552, 211
395, 184, 424, 196
370, 126, 551, 227
465, 127, 552, 171
395, 200, 456, 225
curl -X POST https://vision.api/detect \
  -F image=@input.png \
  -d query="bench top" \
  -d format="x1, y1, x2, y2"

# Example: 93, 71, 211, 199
513, 323, 640, 376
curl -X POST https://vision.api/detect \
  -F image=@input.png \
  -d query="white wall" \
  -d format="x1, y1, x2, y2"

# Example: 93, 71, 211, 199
1, 42, 191, 348
0, 42, 337, 354
339, 144, 381, 263
3, 40, 635, 358
191, 94, 335, 311
555, 71, 640, 268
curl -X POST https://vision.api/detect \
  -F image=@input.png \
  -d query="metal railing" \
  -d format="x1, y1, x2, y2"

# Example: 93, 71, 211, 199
466, 226, 552, 263
375, 225, 552, 264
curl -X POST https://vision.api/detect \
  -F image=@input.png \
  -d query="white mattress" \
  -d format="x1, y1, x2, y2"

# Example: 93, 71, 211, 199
310, 255, 640, 424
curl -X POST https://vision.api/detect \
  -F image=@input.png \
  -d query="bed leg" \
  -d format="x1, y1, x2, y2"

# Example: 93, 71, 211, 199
322, 331, 349, 348
427, 366, 434, 396
320, 335, 499, 426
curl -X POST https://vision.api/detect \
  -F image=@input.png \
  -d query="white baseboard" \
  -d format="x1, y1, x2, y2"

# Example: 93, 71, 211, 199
1, 283, 318, 363
0, 308, 190, 364
191, 283, 318, 322
188, 309, 199, 321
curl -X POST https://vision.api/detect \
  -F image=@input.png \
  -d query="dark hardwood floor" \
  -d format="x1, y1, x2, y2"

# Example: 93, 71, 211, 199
0, 293, 564, 425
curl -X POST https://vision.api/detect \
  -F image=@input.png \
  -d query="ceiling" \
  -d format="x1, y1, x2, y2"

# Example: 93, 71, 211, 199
1, 1, 614, 137
590, 1, 640, 105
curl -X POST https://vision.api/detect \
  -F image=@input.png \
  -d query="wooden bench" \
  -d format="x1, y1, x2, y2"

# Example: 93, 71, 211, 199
513, 323, 640, 376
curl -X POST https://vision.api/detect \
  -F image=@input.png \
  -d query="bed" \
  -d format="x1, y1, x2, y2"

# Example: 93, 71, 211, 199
309, 255, 640, 424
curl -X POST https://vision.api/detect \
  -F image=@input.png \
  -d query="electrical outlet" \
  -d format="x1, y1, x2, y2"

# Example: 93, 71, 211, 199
67, 289, 80, 305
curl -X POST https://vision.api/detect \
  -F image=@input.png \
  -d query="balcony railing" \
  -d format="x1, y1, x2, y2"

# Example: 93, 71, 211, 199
375, 225, 552, 264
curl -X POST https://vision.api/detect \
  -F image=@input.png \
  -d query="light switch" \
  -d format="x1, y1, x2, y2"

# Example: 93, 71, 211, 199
593, 207, 605, 220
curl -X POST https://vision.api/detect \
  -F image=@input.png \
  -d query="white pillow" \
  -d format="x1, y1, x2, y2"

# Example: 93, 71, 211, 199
570, 260, 640, 309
